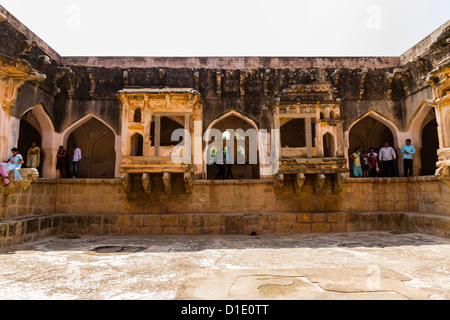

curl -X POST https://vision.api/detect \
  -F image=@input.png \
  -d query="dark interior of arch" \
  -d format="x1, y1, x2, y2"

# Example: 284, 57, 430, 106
67, 118, 115, 178
348, 116, 396, 176
420, 118, 439, 175
18, 118, 43, 176
131, 133, 143, 156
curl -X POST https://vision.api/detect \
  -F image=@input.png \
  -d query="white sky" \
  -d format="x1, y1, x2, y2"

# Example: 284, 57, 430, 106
1, 0, 449, 57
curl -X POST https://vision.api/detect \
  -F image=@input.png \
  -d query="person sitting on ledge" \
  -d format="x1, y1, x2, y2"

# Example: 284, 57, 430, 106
0, 148, 24, 186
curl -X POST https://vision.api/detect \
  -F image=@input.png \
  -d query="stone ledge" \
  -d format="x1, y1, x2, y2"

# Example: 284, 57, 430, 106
343, 176, 440, 183
1, 211, 449, 249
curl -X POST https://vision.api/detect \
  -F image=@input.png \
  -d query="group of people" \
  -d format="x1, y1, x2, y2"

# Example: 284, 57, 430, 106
0, 142, 82, 185
0, 140, 40, 186
351, 139, 416, 178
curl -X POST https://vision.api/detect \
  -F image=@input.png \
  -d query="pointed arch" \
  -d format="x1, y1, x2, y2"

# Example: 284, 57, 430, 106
61, 113, 121, 178
20, 103, 56, 133
61, 113, 118, 146
204, 110, 260, 180
322, 132, 337, 157
347, 110, 401, 143
345, 110, 400, 176
206, 109, 259, 133
17, 104, 58, 178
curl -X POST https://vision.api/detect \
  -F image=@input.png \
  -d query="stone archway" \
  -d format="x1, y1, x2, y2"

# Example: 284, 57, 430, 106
406, 103, 439, 176
323, 132, 336, 158
420, 117, 439, 175
66, 118, 115, 178
62, 114, 120, 178
205, 110, 260, 180
348, 113, 398, 177
17, 104, 58, 178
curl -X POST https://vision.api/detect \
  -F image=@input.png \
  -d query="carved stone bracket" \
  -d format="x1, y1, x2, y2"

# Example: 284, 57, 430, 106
141, 173, 152, 194
358, 69, 368, 98
16, 40, 36, 58
385, 72, 394, 99
264, 69, 271, 96
314, 173, 326, 193
273, 173, 284, 193
193, 71, 199, 90
332, 172, 345, 192
37, 55, 52, 72
410, 57, 432, 76
289, 69, 296, 85
240, 70, 246, 97
87, 68, 95, 98
294, 173, 306, 194
52, 67, 74, 97
216, 71, 222, 97
163, 171, 171, 194
159, 69, 165, 86
123, 70, 129, 87
121, 173, 132, 194
184, 171, 193, 194
0, 57, 45, 113
394, 67, 411, 96
308, 69, 317, 82
331, 69, 340, 86
1, 168, 39, 196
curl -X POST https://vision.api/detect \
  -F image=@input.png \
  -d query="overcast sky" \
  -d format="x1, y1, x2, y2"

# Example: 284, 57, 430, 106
1, 0, 449, 56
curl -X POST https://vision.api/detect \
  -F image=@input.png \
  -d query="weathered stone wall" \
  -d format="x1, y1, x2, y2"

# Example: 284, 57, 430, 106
1, 176, 449, 219
1, 211, 450, 249
1, 177, 450, 248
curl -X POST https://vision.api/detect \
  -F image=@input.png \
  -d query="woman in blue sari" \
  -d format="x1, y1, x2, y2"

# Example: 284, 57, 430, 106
0, 148, 24, 186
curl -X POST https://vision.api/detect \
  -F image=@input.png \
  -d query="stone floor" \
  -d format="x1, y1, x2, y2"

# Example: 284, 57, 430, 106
0, 231, 449, 300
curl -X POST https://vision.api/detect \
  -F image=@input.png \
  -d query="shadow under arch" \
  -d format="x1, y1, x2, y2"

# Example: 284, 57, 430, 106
60, 113, 121, 178
406, 101, 439, 176
345, 110, 401, 177
18, 104, 57, 178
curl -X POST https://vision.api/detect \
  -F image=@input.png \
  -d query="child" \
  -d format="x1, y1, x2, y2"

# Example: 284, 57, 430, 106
362, 151, 370, 177
367, 147, 379, 177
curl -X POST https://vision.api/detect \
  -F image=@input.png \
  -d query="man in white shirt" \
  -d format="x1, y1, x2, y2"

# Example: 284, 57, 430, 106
72, 144, 82, 178
379, 141, 396, 177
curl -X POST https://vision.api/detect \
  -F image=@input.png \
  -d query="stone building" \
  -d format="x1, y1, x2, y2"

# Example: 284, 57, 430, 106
0, 6, 449, 245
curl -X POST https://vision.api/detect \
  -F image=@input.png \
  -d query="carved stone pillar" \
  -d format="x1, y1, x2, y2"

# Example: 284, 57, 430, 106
427, 65, 450, 182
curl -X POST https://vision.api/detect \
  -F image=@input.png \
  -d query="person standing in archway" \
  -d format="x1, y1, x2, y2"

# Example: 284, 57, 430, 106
401, 139, 416, 177
56, 146, 67, 179
72, 144, 82, 179
225, 146, 234, 179
26, 140, 40, 169
379, 141, 396, 177
351, 146, 363, 177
